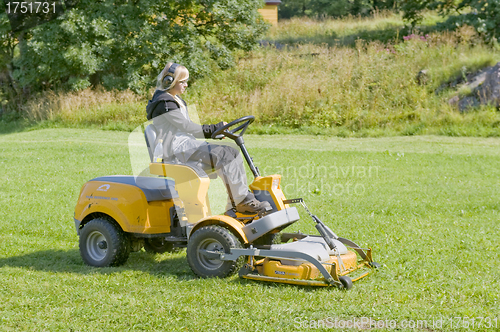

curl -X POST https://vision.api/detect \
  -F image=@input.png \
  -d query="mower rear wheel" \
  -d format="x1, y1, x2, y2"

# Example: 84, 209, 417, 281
187, 225, 243, 278
144, 238, 176, 254
79, 218, 130, 267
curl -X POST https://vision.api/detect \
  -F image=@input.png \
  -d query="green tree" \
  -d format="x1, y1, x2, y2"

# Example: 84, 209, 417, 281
0, 0, 268, 107
0, 11, 17, 101
278, 0, 398, 19
311, 0, 373, 17
278, 0, 312, 18
401, 0, 500, 43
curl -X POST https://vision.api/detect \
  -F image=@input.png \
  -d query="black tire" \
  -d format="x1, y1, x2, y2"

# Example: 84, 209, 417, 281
144, 238, 176, 254
338, 276, 353, 290
79, 218, 130, 267
187, 225, 243, 278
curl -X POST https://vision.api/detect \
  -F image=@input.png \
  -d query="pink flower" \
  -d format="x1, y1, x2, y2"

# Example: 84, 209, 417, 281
403, 34, 428, 42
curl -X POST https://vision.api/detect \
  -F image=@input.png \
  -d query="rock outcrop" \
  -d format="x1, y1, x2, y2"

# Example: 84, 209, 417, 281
447, 62, 500, 112
477, 62, 500, 107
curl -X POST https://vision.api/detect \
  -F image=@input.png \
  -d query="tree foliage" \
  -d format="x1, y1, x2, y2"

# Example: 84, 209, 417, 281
278, 0, 398, 19
401, 0, 500, 43
0, 0, 267, 108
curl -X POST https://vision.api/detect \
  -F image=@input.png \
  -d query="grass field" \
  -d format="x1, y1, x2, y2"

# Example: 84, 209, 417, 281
0, 129, 499, 331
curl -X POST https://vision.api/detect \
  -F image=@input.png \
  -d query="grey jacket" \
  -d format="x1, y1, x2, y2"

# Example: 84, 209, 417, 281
145, 90, 223, 162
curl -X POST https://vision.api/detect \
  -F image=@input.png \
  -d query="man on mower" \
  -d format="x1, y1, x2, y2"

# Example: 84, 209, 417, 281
146, 62, 271, 215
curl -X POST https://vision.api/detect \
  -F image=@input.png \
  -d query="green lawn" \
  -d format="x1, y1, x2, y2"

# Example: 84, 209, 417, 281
0, 129, 499, 331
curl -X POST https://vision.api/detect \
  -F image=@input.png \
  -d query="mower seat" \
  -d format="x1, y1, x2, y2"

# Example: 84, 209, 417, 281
144, 124, 217, 179
90, 175, 178, 202
144, 123, 157, 162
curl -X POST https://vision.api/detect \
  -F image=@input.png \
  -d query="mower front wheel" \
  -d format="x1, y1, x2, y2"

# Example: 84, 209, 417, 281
79, 218, 130, 267
338, 276, 353, 290
187, 225, 243, 278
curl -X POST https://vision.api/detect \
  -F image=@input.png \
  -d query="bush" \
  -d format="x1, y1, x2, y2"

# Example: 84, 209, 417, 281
401, 0, 500, 44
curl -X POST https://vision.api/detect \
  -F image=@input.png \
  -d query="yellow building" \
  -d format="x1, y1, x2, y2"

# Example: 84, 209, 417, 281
259, 1, 281, 26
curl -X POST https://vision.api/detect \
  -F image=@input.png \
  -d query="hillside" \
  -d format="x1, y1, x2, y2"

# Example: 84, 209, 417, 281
2, 12, 500, 137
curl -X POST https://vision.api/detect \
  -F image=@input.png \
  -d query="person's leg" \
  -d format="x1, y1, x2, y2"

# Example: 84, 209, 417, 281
189, 144, 247, 207
188, 144, 270, 213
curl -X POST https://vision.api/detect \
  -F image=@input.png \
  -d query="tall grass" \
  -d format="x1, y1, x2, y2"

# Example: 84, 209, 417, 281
266, 10, 407, 46
264, 11, 443, 46
19, 88, 145, 130
4, 14, 500, 137
190, 25, 500, 136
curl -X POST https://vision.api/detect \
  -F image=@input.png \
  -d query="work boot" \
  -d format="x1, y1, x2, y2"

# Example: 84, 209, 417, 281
235, 193, 272, 215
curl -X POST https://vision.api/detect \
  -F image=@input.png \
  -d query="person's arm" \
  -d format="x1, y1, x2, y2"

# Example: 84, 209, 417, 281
162, 102, 225, 139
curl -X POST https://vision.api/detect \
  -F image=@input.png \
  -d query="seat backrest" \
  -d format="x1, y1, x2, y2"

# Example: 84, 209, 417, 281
144, 124, 157, 162
145, 123, 216, 179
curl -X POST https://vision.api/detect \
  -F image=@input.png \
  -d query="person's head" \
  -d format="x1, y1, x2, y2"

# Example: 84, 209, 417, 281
157, 62, 189, 95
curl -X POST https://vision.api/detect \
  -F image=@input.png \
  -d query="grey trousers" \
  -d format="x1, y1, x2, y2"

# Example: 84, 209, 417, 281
188, 143, 248, 210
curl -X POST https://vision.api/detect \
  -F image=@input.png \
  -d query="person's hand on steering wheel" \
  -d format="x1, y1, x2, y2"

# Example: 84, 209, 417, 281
211, 116, 255, 141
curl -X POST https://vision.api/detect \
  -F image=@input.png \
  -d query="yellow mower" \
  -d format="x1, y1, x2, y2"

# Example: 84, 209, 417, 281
74, 116, 379, 289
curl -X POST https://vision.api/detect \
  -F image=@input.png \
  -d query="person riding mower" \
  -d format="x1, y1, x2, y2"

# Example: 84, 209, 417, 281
74, 112, 380, 289
73, 62, 379, 289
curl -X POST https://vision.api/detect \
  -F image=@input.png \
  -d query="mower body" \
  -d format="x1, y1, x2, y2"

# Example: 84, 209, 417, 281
73, 169, 289, 244
74, 176, 184, 236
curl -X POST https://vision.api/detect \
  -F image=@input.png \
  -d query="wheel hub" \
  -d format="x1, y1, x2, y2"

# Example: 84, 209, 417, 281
86, 230, 108, 262
197, 238, 224, 270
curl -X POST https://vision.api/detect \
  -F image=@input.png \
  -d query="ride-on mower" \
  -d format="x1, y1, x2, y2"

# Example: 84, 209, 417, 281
74, 116, 379, 289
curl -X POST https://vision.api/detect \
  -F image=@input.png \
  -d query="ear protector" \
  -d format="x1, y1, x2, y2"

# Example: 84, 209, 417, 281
162, 63, 180, 90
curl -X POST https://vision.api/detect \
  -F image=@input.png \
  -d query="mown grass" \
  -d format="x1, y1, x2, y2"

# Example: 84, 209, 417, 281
2, 13, 500, 137
1, 129, 499, 331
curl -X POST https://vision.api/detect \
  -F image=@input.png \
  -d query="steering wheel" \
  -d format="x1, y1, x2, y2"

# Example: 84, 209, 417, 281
211, 115, 255, 140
